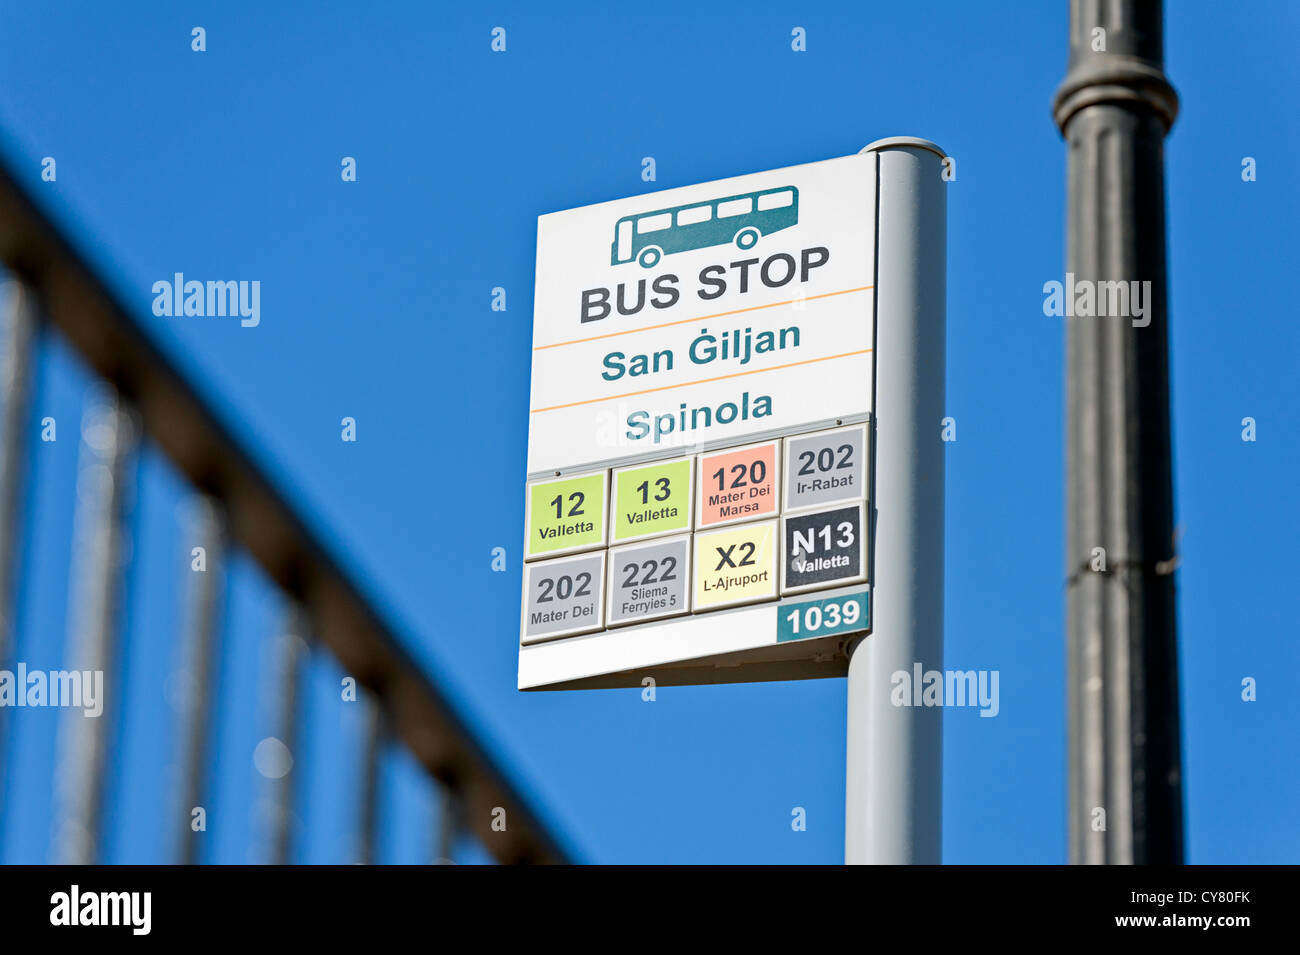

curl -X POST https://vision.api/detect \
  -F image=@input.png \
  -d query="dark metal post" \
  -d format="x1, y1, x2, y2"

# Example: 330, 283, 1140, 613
1054, 0, 1184, 864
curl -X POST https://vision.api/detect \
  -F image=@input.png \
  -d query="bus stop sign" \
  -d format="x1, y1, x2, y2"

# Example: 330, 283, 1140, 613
521, 153, 878, 690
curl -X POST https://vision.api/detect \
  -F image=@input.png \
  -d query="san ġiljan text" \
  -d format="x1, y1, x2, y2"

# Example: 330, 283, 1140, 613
578, 246, 830, 445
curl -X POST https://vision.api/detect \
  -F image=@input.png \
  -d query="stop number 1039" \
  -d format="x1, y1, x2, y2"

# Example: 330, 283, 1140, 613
776, 591, 870, 643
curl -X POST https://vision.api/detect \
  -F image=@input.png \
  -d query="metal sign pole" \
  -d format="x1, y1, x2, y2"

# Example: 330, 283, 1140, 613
846, 138, 947, 865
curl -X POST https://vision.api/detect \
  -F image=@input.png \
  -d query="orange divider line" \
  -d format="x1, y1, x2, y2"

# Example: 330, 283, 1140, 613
533, 285, 873, 351
531, 348, 873, 413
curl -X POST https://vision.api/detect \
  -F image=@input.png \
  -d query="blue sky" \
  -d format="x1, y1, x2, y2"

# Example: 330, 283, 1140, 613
0, 1, 1296, 864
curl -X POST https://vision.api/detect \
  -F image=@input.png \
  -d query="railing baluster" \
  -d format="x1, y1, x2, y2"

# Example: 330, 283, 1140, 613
259, 607, 305, 865
435, 786, 458, 865
51, 388, 137, 864
173, 495, 225, 864
0, 277, 36, 849
357, 694, 383, 864
0, 277, 34, 664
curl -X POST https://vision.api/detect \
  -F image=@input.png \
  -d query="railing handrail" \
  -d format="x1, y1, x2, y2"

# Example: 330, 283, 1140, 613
0, 157, 570, 865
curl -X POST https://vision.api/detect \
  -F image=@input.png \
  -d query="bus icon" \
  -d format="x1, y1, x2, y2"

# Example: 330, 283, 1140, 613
611, 186, 799, 268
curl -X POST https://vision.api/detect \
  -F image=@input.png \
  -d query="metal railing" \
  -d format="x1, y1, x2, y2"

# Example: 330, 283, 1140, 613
0, 157, 568, 864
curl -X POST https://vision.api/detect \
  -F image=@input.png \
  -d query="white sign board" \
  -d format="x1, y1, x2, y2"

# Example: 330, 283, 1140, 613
520, 154, 877, 690
528, 155, 876, 474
